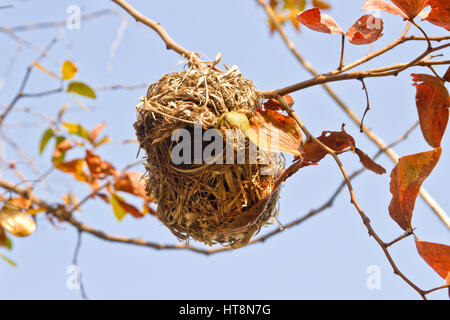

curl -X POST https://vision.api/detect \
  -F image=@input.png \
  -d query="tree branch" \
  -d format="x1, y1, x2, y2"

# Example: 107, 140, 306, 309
259, 46, 449, 98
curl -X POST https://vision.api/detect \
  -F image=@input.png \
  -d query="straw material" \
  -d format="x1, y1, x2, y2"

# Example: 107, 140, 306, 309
134, 64, 283, 247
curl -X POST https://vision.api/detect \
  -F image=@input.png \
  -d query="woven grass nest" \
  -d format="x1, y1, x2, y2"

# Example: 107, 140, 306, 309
134, 63, 284, 248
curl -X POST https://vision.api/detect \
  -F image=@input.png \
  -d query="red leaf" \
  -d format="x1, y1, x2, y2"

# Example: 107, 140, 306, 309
296, 8, 342, 34
389, 148, 441, 231
303, 128, 355, 163
346, 15, 384, 45
247, 108, 304, 157
355, 148, 386, 174
392, 0, 429, 18
423, 0, 450, 31
444, 67, 450, 82
415, 238, 450, 280
264, 94, 294, 111
412, 73, 450, 148
361, 0, 408, 19
0, 227, 7, 247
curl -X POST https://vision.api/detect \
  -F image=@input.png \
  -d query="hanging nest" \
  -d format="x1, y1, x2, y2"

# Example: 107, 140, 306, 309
134, 63, 284, 248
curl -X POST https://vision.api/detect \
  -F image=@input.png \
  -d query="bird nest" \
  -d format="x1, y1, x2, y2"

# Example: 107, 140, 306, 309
134, 64, 284, 248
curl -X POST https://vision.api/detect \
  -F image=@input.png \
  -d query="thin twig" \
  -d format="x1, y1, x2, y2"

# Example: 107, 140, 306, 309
338, 34, 345, 70
72, 230, 88, 300
410, 19, 432, 49
4, 9, 118, 32
385, 230, 414, 248
0, 38, 57, 126
259, 44, 450, 97
359, 78, 371, 133
423, 284, 450, 295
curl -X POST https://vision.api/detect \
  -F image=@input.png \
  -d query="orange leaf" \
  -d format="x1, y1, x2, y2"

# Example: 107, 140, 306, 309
115, 197, 146, 218
267, 12, 287, 34
423, 0, 450, 31
296, 8, 342, 34
303, 128, 355, 163
355, 148, 386, 174
55, 159, 89, 183
389, 148, 441, 231
412, 73, 449, 148
361, 0, 408, 19
289, 10, 301, 31
52, 139, 73, 164
85, 150, 116, 179
89, 122, 106, 144
270, 0, 278, 9
346, 15, 384, 45
9, 197, 31, 209
55, 159, 83, 173
312, 0, 331, 10
54, 139, 73, 154
247, 108, 303, 157
391, 0, 429, 18
415, 238, 450, 280
113, 172, 147, 198
264, 94, 294, 111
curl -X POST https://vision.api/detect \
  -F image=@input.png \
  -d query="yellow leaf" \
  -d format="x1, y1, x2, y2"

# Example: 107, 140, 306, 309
67, 81, 96, 99
61, 60, 78, 80
110, 193, 127, 221
25, 207, 46, 216
39, 127, 54, 154
63, 122, 91, 141
218, 111, 250, 132
0, 202, 36, 237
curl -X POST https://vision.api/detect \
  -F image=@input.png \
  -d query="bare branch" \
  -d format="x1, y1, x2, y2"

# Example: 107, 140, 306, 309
3, 9, 119, 32
259, 45, 450, 98
72, 230, 88, 300
0, 38, 57, 126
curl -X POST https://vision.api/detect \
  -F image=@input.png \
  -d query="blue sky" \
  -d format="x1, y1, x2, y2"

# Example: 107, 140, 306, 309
0, 0, 448, 299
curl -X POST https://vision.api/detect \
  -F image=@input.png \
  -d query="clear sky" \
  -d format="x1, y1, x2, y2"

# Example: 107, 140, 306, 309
0, 0, 448, 299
